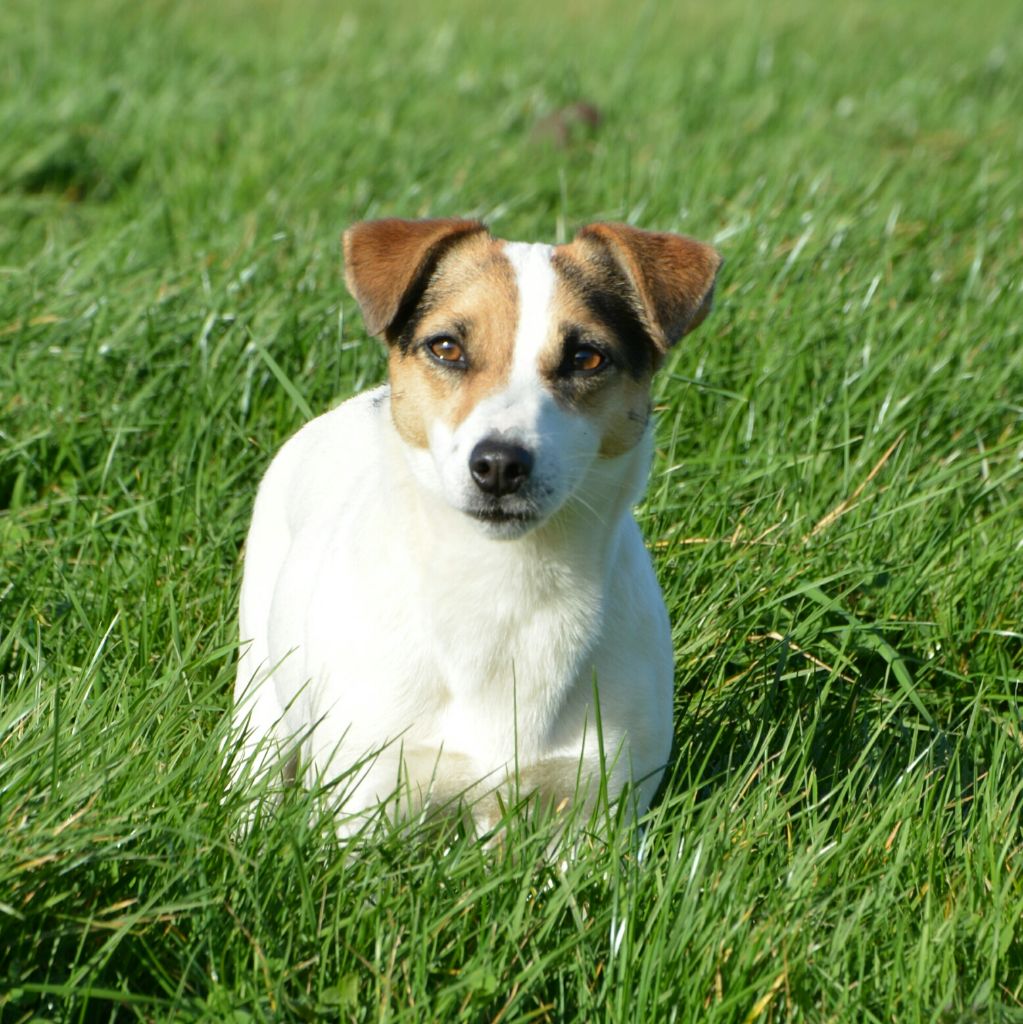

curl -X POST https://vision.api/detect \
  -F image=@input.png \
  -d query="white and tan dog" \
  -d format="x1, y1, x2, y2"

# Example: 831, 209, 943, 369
233, 218, 721, 833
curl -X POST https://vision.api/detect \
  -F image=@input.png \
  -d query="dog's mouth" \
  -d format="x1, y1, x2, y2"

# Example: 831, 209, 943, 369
468, 506, 537, 525
465, 499, 542, 533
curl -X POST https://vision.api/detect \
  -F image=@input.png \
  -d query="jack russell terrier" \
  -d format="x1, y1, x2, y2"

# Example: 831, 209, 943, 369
233, 218, 721, 834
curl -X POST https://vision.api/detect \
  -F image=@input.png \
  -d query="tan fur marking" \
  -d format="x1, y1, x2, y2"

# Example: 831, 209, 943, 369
388, 235, 519, 449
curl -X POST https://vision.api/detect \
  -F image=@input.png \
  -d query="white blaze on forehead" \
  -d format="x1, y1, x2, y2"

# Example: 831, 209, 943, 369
444, 241, 561, 453
502, 242, 557, 386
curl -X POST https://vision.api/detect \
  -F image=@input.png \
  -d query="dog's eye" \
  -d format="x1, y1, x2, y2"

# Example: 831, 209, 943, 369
427, 337, 466, 366
570, 344, 607, 374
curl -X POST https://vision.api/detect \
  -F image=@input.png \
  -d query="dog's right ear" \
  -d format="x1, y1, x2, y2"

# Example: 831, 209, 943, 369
343, 218, 488, 339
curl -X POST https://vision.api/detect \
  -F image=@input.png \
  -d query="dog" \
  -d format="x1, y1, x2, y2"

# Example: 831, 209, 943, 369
232, 217, 721, 835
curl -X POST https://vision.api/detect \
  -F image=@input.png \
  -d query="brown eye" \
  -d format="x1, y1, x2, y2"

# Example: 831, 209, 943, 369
571, 345, 606, 373
427, 337, 466, 365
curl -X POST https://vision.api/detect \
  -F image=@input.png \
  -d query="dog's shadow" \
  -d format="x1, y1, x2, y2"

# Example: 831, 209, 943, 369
658, 634, 960, 831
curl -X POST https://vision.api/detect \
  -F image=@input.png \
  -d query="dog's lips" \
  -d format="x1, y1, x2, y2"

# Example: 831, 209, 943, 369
464, 497, 541, 529
468, 506, 537, 525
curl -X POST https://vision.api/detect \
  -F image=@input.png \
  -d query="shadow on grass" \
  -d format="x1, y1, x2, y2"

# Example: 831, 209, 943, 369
664, 623, 1006, 854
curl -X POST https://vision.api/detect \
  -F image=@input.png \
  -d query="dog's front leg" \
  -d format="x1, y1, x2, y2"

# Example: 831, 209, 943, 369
468, 752, 634, 839
326, 744, 500, 834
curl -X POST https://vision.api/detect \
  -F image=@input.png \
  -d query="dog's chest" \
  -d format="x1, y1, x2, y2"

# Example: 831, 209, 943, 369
425, 551, 603, 712
273, 506, 606, 757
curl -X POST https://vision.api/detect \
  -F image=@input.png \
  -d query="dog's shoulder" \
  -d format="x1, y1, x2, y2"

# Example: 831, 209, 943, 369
252, 384, 392, 536
272, 384, 389, 471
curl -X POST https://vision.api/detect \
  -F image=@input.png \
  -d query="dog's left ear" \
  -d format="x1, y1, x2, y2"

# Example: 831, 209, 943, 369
343, 217, 489, 339
573, 222, 722, 351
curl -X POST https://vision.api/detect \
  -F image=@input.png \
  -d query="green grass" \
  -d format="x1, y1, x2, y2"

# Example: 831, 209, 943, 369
2, 0, 1022, 1019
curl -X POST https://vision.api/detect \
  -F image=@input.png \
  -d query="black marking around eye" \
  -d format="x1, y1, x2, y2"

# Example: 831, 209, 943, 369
551, 254, 655, 378
556, 328, 611, 377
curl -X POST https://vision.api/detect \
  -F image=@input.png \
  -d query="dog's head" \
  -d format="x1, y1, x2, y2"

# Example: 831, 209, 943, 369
343, 218, 721, 538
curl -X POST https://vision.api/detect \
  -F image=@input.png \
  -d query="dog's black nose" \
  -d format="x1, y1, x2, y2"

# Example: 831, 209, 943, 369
469, 440, 534, 497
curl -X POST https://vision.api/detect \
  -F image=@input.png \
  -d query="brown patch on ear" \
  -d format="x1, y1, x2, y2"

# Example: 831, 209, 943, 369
573, 222, 722, 351
343, 218, 489, 338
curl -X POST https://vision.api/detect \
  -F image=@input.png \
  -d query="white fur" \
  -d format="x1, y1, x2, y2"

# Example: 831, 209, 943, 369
233, 243, 674, 833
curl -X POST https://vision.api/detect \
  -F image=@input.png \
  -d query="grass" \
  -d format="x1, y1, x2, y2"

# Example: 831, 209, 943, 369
1, 0, 1022, 1019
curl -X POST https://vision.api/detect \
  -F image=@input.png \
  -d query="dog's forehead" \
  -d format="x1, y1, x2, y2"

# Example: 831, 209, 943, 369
500, 240, 556, 284
426, 234, 632, 336
430, 237, 552, 298
498, 238, 648, 357
500, 241, 557, 366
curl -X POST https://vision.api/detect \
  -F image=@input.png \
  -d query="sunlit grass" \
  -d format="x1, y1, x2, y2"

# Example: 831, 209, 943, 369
1, 0, 1021, 1019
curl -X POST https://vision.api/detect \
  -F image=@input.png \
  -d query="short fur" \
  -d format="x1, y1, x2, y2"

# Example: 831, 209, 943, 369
233, 218, 721, 834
